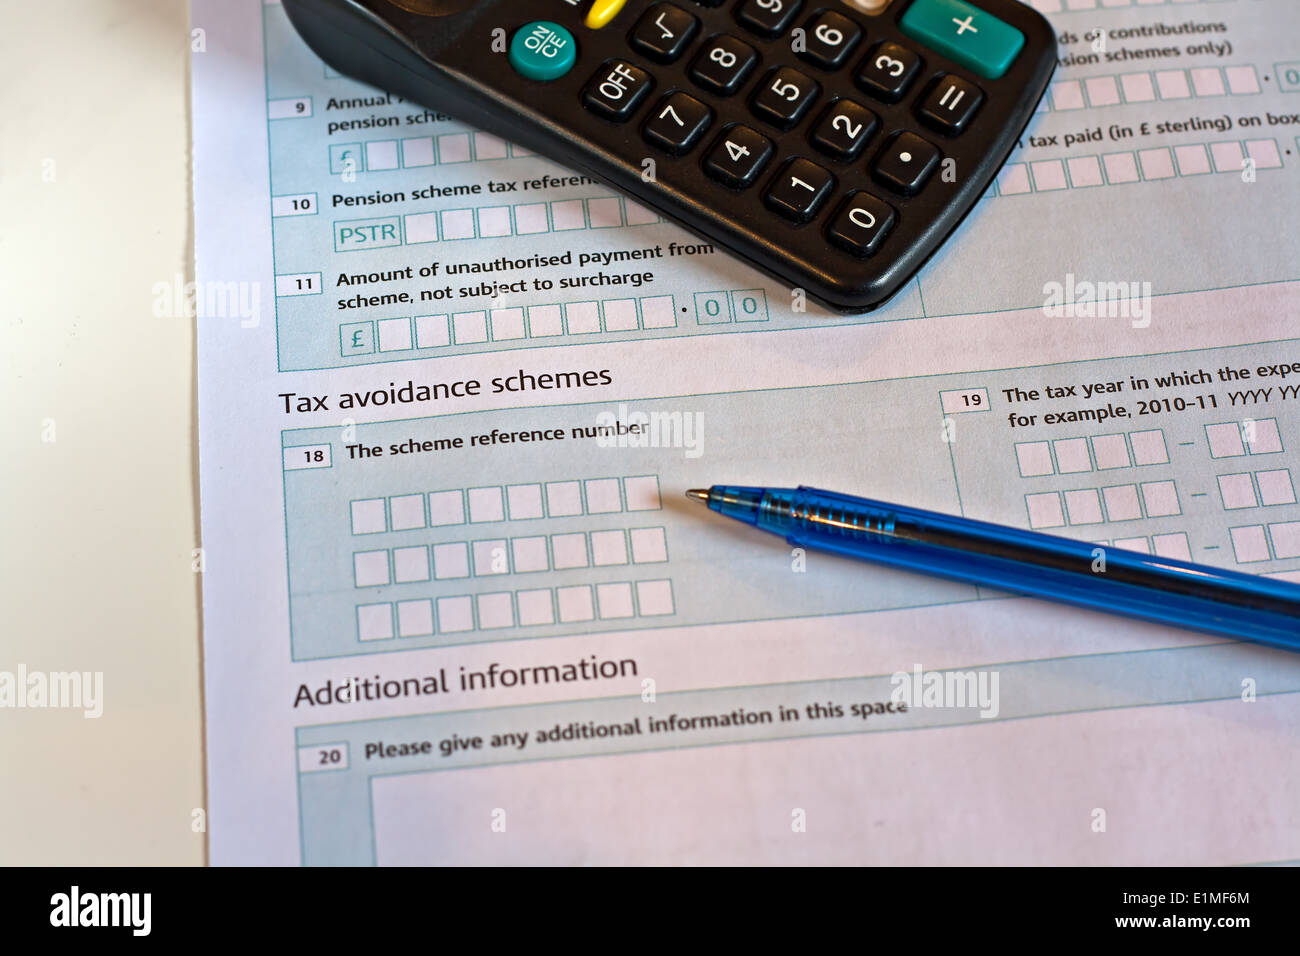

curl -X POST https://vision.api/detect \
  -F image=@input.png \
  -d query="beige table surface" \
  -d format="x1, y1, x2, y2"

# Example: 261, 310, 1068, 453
0, 0, 205, 865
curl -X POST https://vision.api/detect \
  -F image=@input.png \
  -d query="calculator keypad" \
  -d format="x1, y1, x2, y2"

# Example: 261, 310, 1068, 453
916, 74, 984, 135
643, 91, 714, 155
494, 0, 1052, 309
797, 10, 862, 71
690, 35, 759, 96
855, 42, 923, 103
605, 2, 1015, 272
809, 99, 878, 161
872, 131, 941, 196
630, 4, 700, 64
750, 66, 820, 130
704, 124, 775, 188
735, 0, 803, 39
765, 158, 835, 223
582, 60, 654, 121
826, 192, 896, 258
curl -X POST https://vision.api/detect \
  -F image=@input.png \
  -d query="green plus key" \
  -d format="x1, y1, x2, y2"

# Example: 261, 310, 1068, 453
900, 0, 1025, 80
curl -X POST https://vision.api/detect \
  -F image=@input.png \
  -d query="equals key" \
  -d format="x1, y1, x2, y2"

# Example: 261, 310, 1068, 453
917, 75, 984, 136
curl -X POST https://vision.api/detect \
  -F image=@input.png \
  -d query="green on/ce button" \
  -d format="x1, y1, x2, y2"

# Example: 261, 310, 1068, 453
509, 21, 577, 82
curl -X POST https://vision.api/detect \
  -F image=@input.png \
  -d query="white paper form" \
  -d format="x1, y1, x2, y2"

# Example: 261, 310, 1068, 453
194, 0, 1300, 865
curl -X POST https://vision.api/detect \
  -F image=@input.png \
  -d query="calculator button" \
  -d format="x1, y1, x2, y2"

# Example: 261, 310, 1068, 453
583, 60, 655, 122
825, 191, 896, 257
643, 92, 713, 155
916, 74, 984, 135
735, 0, 803, 39
764, 158, 835, 223
872, 131, 941, 196
750, 66, 820, 130
797, 10, 862, 70
809, 99, 878, 161
508, 22, 578, 82
586, 0, 631, 30
899, 0, 1025, 80
703, 124, 775, 188
690, 35, 760, 96
855, 41, 922, 103
630, 4, 700, 64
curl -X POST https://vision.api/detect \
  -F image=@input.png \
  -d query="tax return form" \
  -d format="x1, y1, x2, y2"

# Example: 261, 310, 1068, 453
192, 0, 1300, 864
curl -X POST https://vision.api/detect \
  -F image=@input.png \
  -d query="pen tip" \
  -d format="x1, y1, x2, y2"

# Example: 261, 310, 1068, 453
685, 488, 710, 503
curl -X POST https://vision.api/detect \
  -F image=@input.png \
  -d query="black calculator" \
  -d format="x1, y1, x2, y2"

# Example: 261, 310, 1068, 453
283, 0, 1056, 313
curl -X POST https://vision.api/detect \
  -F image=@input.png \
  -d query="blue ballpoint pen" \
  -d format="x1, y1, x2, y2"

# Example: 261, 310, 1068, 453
687, 485, 1300, 653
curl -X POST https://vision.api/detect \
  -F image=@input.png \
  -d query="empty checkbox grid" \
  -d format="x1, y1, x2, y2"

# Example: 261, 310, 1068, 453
331, 293, 685, 356
1270, 522, 1300, 560
993, 135, 1286, 199
429, 489, 465, 526
472, 539, 510, 575
1026, 492, 1065, 529
397, 599, 433, 638
507, 483, 545, 520
591, 530, 629, 566
1245, 418, 1284, 455
512, 536, 549, 573
388, 493, 426, 531
1114, 536, 1151, 555
1015, 441, 1054, 477
1217, 473, 1257, 510
378, 475, 664, 545
1035, 62, 1256, 113
1206, 422, 1246, 458
1129, 430, 1169, 466
433, 542, 470, 579
596, 582, 635, 619
1102, 484, 1142, 522
1215, 468, 1293, 510
1088, 434, 1129, 470
1255, 469, 1296, 506
551, 532, 589, 570
444, 526, 671, 577
585, 478, 622, 513
351, 575, 676, 642
623, 475, 662, 511
1140, 481, 1181, 517
546, 481, 584, 517
1151, 533, 1191, 562
512, 474, 665, 517
1206, 419, 1287, 459
1230, 525, 1270, 564
630, 527, 668, 563
350, 498, 386, 535
477, 592, 514, 629
354, 550, 390, 588
393, 546, 430, 583
468, 486, 505, 523
1054, 438, 1092, 474
1065, 488, 1104, 525
357, 603, 393, 642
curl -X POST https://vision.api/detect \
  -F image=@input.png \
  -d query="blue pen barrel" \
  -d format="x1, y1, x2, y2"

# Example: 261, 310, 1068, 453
706, 485, 1300, 649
